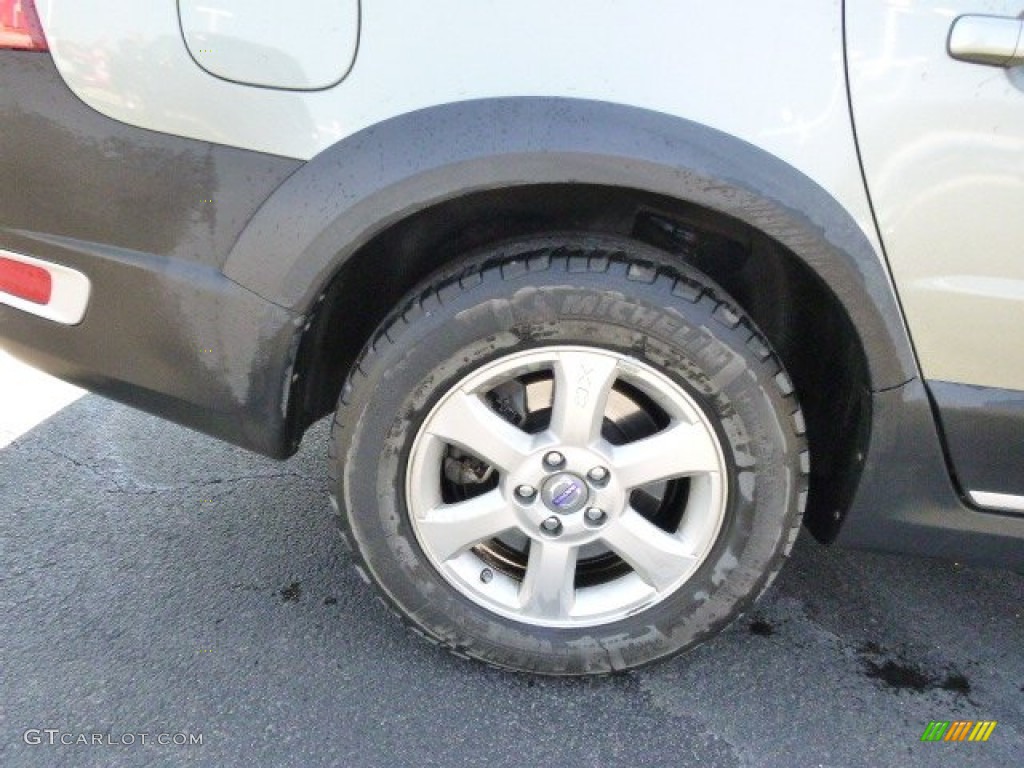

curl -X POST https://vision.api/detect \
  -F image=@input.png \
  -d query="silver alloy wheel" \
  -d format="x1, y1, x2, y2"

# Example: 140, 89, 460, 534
406, 346, 728, 628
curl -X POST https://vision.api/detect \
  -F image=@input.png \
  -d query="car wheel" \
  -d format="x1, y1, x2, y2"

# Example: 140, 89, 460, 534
330, 234, 808, 674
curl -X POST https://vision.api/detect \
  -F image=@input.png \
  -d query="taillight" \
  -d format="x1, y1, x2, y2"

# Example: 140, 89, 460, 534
0, 0, 48, 52
0, 255, 52, 304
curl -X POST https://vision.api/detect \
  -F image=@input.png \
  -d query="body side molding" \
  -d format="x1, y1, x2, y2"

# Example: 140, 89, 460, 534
929, 380, 1024, 500
838, 381, 1024, 568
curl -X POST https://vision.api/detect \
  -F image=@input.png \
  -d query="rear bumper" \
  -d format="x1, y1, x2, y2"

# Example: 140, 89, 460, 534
0, 231, 304, 458
0, 51, 305, 456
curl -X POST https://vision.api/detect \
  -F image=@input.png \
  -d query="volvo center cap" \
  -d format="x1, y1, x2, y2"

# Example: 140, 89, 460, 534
541, 473, 590, 515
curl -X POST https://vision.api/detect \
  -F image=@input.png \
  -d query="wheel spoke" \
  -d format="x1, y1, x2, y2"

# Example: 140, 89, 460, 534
426, 391, 533, 472
601, 508, 699, 591
415, 489, 519, 562
609, 420, 721, 489
549, 349, 619, 447
518, 539, 578, 619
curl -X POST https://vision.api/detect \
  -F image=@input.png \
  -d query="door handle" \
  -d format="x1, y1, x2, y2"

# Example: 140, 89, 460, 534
948, 14, 1024, 67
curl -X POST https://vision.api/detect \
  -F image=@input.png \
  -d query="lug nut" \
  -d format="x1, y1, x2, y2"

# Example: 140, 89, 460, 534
584, 507, 606, 525
515, 484, 537, 502
543, 451, 566, 469
541, 516, 563, 534
587, 467, 609, 485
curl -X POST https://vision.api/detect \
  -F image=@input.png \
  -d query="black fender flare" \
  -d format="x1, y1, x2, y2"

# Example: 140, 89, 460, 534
223, 98, 918, 391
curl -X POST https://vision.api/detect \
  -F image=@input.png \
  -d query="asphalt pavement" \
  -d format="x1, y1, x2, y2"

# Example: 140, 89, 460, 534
1, 356, 1021, 767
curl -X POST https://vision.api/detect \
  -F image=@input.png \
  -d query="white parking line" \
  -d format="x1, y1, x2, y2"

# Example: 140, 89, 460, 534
0, 350, 85, 448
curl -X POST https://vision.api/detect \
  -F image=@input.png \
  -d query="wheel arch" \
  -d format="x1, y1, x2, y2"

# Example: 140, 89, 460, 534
224, 98, 916, 388
226, 98, 923, 541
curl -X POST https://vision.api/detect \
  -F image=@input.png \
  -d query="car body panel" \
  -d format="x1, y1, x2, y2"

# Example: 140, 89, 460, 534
0, 52, 302, 273
39, 2, 883, 251
847, 0, 1024, 391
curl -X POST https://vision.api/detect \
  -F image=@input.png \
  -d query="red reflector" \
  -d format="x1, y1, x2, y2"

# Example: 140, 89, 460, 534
0, 255, 52, 304
0, 0, 48, 52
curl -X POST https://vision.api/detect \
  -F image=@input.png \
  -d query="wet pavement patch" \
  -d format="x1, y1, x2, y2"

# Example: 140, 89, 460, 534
858, 642, 971, 698
940, 672, 971, 696
748, 618, 774, 637
862, 658, 933, 692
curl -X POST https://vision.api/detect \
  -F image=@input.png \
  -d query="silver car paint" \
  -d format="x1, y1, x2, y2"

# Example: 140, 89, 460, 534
848, 0, 1023, 391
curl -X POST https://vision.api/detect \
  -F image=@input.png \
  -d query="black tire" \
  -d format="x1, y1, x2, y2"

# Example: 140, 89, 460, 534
330, 234, 808, 675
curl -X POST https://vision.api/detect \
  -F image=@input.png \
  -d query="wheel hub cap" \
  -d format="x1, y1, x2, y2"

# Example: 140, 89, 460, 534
542, 473, 589, 515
